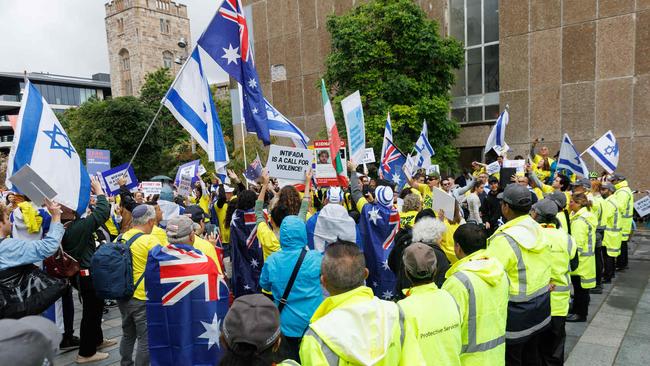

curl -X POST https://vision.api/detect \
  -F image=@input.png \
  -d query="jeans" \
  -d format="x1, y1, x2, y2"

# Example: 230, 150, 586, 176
77, 274, 105, 357
118, 298, 149, 366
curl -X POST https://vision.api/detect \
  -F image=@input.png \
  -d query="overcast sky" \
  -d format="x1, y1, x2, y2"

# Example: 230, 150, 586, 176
0, 0, 221, 78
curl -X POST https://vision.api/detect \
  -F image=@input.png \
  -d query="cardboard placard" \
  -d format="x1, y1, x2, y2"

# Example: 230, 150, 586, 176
100, 163, 138, 195
175, 160, 200, 186
177, 175, 193, 197
360, 148, 375, 164
503, 159, 526, 174
341, 91, 366, 163
198, 165, 207, 177
140, 181, 163, 196
313, 140, 348, 187
8, 164, 57, 206
486, 161, 501, 175
634, 195, 650, 218
431, 187, 456, 220
427, 165, 440, 176
86, 149, 111, 176
266, 145, 313, 182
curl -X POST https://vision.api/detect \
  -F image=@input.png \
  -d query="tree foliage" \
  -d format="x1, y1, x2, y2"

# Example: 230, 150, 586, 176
324, 0, 464, 171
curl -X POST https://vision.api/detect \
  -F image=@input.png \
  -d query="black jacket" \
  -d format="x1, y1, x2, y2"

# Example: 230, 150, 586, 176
482, 189, 502, 227
61, 195, 110, 269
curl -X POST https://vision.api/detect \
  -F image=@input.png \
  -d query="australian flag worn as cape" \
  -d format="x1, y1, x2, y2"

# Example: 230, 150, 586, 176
230, 208, 264, 297
358, 202, 400, 300
145, 244, 229, 366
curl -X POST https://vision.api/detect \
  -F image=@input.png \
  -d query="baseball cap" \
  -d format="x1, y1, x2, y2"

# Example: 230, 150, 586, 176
571, 177, 591, 189
532, 199, 558, 220
548, 191, 567, 210
601, 182, 616, 192
375, 186, 394, 207
326, 187, 344, 204
497, 184, 532, 207
0, 316, 61, 366
223, 294, 281, 352
402, 243, 437, 280
184, 205, 205, 223
609, 173, 626, 182
166, 215, 194, 241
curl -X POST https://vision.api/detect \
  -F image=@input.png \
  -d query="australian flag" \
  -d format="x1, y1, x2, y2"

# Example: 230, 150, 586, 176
197, 0, 270, 145
230, 209, 264, 297
243, 153, 263, 184
358, 202, 400, 300
145, 244, 230, 366
381, 138, 408, 191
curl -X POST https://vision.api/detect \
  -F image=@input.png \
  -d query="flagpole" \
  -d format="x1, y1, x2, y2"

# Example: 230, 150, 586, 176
126, 102, 165, 172
237, 83, 248, 189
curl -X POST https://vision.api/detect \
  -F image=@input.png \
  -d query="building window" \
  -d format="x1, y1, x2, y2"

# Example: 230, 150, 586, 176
119, 48, 130, 71
156, 0, 170, 11
163, 51, 173, 68
119, 48, 133, 96
450, 0, 499, 123
117, 18, 124, 34
160, 18, 170, 34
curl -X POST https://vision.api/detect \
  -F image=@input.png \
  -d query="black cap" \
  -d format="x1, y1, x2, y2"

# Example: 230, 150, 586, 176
570, 177, 591, 189
184, 205, 205, 223
497, 184, 532, 207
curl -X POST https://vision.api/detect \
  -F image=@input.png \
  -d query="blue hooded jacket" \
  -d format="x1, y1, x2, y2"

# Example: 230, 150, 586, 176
259, 215, 323, 337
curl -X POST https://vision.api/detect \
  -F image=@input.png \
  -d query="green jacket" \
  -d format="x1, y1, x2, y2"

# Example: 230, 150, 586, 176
61, 195, 110, 268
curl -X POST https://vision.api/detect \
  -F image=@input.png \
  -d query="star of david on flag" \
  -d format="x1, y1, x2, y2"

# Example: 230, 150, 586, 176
381, 138, 408, 191
584, 130, 619, 174
557, 133, 590, 177
197, 0, 271, 145
5, 80, 90, 215
412, 120, 434, 169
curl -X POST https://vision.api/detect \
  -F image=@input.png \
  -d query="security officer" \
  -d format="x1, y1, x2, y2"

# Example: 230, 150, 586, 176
485, 184, 551, 365
530, 199, 577, 365
567, 192, 597, 322
599, 183, 622, 282
571, 178, 604, 294
398, 242, 463, 366
443, 223, 509, 366
548, 191, 570, 234
610, 174, 634, 270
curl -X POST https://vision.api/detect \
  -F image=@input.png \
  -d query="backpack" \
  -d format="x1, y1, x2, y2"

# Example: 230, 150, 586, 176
91, 233, 144, 300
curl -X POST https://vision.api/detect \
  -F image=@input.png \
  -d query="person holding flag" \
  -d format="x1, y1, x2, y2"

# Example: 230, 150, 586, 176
229, 189, 265, 297
412, 120, 435, 170
348, 160, 400, 300
380, 111, 393, 175
484, 108, 509, 157
556, 134, 590, 178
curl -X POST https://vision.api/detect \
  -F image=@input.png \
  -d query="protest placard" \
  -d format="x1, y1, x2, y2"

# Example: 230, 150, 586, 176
431, 187, 456, 220
313, 140, 347, 187
175, 160, 200, 186
503, 159, 526, 174
100, 163, 138, 195
427, 165, 440, 176
177, 175, 193, 197
634, 195, 650, 218
9, 165, 57, 206
140, 181, 163, 196
341, 91, 366, 163
360, 148, 375, 164
198, 165, 207, 176
266, 145, 313, 182
86, 149, 111, 176
486, 161, 501, 175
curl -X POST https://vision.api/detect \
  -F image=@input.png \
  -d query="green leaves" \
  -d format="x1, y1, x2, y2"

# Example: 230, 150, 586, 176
324, 0, 463, 171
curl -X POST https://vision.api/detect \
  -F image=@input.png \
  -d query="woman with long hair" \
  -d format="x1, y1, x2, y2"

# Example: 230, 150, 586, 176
567, 193, 597, 322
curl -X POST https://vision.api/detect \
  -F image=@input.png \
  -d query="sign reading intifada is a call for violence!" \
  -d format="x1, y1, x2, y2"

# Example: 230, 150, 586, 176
266, 145, 313, 182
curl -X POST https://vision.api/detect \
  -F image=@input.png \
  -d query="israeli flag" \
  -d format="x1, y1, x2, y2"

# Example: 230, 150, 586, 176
381, 112, 393, 163
413, 120, 435, 169
163, 47, 229, 177
584, 130, 619, 174
484, 109, 509, 154
557, 133, 590, 177
5, 81, 91, 214
264, 99, 309, 148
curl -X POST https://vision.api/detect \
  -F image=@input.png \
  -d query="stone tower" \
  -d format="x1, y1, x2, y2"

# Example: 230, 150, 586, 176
105, 0, 191, 96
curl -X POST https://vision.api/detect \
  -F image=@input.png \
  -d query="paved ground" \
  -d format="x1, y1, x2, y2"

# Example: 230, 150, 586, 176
55, 227, 650, 365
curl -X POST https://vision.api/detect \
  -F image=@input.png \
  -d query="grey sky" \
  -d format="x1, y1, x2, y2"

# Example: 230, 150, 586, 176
0, 0, 220, 78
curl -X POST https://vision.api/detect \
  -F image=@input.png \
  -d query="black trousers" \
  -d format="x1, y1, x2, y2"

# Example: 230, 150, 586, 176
77, 274, 105, 357
506, 333, 542, 366
279, 336, 302, 363
571, 276, 590, 317
616, 240, 629, 269
539, 316, 566, 366
62, 284, 75, 338
603, 251, 616, 281
595, 246, 604, 286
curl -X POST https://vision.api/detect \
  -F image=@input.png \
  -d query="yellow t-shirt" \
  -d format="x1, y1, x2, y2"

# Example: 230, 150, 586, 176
151, 225, 169, 246
192, 236, 222, 274
215, 202, 230, 244
122, 229, 161, 301
257, 222, 281, 260
440, 220, 460, 264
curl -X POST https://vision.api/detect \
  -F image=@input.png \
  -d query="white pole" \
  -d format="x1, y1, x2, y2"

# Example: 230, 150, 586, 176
237, 84, 248, 189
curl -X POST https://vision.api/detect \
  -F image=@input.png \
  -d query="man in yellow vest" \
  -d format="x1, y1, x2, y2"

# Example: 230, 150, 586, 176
299, 240, 417, 365
610, 174, 634, 270
530, 199, 578, 364
485, 184, 551, 365
600, 183, 623, 282
398, 243, 463, 366
443, 223, 509, 366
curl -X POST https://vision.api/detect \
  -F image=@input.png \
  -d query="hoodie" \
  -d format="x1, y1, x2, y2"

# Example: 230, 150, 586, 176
486, 214, 551, 297
300, 286, 409, 366
259, 216, 323, 337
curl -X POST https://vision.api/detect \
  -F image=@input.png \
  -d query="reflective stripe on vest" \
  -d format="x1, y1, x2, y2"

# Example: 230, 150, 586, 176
496, 233, 549, 302
604, 199, 621, 232
574, 216, 594, 256
453, 271, 506, 354
304, 306, 406, 366
558, 234, 574, 294
505, 315, 552, 340
617, 189, 633, 218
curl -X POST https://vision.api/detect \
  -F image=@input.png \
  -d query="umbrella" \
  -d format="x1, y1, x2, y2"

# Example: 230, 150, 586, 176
150, 175, 173, 182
